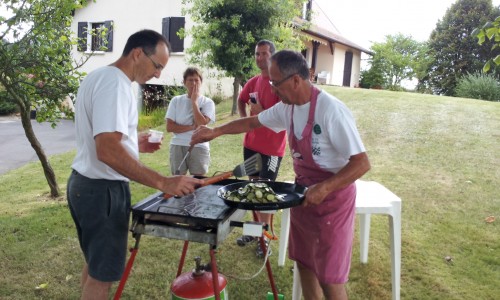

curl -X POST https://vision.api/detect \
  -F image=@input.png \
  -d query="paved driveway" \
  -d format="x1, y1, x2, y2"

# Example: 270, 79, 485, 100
0, 115, 76, 175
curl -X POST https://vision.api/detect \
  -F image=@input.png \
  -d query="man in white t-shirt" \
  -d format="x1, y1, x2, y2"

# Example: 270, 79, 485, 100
191, 50, 371, 300
67, 30, 203, 300
166, 67, 215, 175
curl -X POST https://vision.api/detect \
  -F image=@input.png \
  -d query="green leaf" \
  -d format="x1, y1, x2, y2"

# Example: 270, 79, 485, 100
485, 27, 497, 40
35, 283, 48, 290
483, 61, 491, 73
493, 55, 500, 66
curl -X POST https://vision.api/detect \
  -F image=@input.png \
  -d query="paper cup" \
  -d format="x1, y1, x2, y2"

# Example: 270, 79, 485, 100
148, 129, 163, 143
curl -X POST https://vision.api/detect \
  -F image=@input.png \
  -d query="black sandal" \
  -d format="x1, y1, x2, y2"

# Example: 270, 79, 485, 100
236, 235, 257, 246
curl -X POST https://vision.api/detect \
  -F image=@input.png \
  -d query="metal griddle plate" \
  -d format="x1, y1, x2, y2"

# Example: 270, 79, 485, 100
132, 179, 246, 229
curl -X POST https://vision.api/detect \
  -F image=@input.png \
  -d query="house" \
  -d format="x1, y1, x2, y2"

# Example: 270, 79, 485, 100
70, 0, 233, 102
298, 1, 373, 87
70, 0, 370, 100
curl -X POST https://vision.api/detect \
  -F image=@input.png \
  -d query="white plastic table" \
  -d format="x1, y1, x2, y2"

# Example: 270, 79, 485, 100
278, 180, 402, 300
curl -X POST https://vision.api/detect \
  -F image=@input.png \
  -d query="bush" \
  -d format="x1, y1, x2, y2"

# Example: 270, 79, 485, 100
0, 91, 18, 115
455, 73, 500, 101
138, 107, 166, 131
359, 68, 385, 89
0, 101, 18, 115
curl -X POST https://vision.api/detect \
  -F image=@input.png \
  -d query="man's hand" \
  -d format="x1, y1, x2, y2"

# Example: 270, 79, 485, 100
189, 81, 200, 102
191, 125, 216, 144
138, 132, 162, 153
302, 182, 329, 207
159, 175, 203, 196
249, 102, 263, 115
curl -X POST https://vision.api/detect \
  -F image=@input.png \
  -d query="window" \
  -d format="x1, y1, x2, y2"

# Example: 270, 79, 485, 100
162, 17, 185, 53
77, 21, 113, 52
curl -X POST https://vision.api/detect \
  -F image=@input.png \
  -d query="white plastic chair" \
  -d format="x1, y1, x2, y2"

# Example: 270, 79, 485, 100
279, 180, 401, 300
316, 71, 330, 84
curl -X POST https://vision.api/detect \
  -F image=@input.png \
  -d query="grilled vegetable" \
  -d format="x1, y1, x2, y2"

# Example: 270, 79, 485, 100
223, 182, 284, 203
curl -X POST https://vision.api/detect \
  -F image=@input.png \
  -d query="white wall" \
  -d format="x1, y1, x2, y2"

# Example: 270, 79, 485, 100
71, 0, 234, 97
302, 40, 362, 87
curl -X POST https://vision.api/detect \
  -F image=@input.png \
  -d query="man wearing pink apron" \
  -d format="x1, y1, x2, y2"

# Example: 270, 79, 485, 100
191, 50, 371, 299
288, 86, 359, 299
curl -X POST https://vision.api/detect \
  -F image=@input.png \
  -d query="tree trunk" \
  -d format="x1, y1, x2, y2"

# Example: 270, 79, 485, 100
231, 76, 242, 115
19, 106, 61, 198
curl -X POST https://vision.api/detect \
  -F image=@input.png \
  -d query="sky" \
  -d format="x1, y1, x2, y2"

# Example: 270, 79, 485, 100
313, 0, 500, 50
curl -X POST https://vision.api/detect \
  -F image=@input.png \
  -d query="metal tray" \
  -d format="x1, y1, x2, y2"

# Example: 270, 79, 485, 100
217, 181, 306, 211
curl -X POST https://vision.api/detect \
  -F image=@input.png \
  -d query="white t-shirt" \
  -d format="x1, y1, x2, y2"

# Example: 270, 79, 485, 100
165, 94, 215, 149
258, 90, 366, 174
71, 66, 138, 181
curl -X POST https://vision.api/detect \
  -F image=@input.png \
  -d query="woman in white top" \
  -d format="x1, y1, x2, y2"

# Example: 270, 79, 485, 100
165, 67, 215, 175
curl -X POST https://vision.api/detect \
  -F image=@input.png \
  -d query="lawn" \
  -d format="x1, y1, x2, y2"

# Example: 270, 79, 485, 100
0, 86, 498, 299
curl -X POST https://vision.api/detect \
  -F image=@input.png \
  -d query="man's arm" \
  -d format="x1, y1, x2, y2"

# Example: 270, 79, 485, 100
166, 118, 195, 133
191, 116, 262, 144
95, 132, 202, 196
237, 98, 247, 117
303, 152, 371, 207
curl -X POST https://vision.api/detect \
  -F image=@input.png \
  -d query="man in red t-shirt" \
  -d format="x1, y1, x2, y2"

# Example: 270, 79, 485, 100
236, 40, 287, 257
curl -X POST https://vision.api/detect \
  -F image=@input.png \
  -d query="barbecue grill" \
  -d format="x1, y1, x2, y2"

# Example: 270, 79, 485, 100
114, 178, 284, 300
130, 179, 246, 245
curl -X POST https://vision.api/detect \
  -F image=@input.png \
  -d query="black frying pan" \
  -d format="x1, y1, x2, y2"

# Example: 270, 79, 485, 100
217, 181, 307, 210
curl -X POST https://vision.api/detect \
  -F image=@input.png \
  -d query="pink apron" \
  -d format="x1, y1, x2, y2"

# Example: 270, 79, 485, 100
288, 86, 356, 284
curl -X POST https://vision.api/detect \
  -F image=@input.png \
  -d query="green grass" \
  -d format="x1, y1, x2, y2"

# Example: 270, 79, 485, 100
0, 86, 498, 299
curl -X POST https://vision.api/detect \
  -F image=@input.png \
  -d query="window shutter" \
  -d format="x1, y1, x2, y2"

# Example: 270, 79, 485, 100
104, 20, 113, 52
170, 17, 185, 52
77, 22, 87, 52
162, 17, 170, 40
162, 17, 185, 53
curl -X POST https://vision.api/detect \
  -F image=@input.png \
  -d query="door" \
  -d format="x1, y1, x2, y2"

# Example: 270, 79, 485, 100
343, 52, 353, 87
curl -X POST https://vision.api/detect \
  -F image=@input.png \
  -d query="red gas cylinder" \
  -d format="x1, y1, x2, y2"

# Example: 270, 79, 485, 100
171, 257, 228, 300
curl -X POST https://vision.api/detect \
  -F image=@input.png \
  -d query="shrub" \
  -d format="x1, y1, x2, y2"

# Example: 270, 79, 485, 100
0, 101, 18, 115
455, 73, 500, 101
0, 91, 19, 115
138, 107, 166, 131
359, 68, 385, 89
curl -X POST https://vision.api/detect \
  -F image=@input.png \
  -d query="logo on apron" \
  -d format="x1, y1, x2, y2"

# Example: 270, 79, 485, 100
313, 124, 322, 134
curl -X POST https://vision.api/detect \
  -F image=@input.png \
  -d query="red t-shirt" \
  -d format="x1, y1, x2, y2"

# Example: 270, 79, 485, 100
239, 75, 287, 157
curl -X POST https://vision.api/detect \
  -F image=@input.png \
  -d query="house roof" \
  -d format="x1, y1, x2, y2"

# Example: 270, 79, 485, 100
294, 18, 374, 55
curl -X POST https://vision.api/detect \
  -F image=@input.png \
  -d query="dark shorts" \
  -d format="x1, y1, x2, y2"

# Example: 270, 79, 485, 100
67, 170, 131, 282
243, 147, 283, 181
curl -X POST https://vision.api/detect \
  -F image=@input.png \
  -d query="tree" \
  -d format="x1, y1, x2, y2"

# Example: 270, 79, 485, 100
368, 33, 426, 90
182, 0, 303, 115
473, 16, 500, 72
0, 0, 90, 197
427, 0, 500, 96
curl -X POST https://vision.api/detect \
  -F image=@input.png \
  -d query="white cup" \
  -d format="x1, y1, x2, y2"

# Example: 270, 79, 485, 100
148, 129, 163, 143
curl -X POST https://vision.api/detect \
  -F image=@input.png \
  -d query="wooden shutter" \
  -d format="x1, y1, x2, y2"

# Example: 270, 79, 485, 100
162, 17, 185, 52
77, 22, 87, 52
104, 20, 113, 52
162, 17, 170, 44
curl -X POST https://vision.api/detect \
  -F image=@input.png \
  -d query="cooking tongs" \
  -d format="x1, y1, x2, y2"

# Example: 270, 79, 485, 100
164, 153, 262, 199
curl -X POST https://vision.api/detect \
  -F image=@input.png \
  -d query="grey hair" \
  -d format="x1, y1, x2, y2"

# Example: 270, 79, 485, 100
270, 50, 309, 80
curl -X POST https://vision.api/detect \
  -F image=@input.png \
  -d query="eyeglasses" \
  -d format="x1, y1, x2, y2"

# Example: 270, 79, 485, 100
269, 73, 297, 88
145, 53, 164, 71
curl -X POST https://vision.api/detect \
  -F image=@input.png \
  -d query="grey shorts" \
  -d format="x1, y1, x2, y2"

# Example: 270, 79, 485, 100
169, 144, 210, 175
67, 170, 131, 282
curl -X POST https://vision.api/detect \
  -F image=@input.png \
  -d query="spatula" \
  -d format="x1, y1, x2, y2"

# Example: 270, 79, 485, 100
174, 145, 194, 175
164, 153, 262, 199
